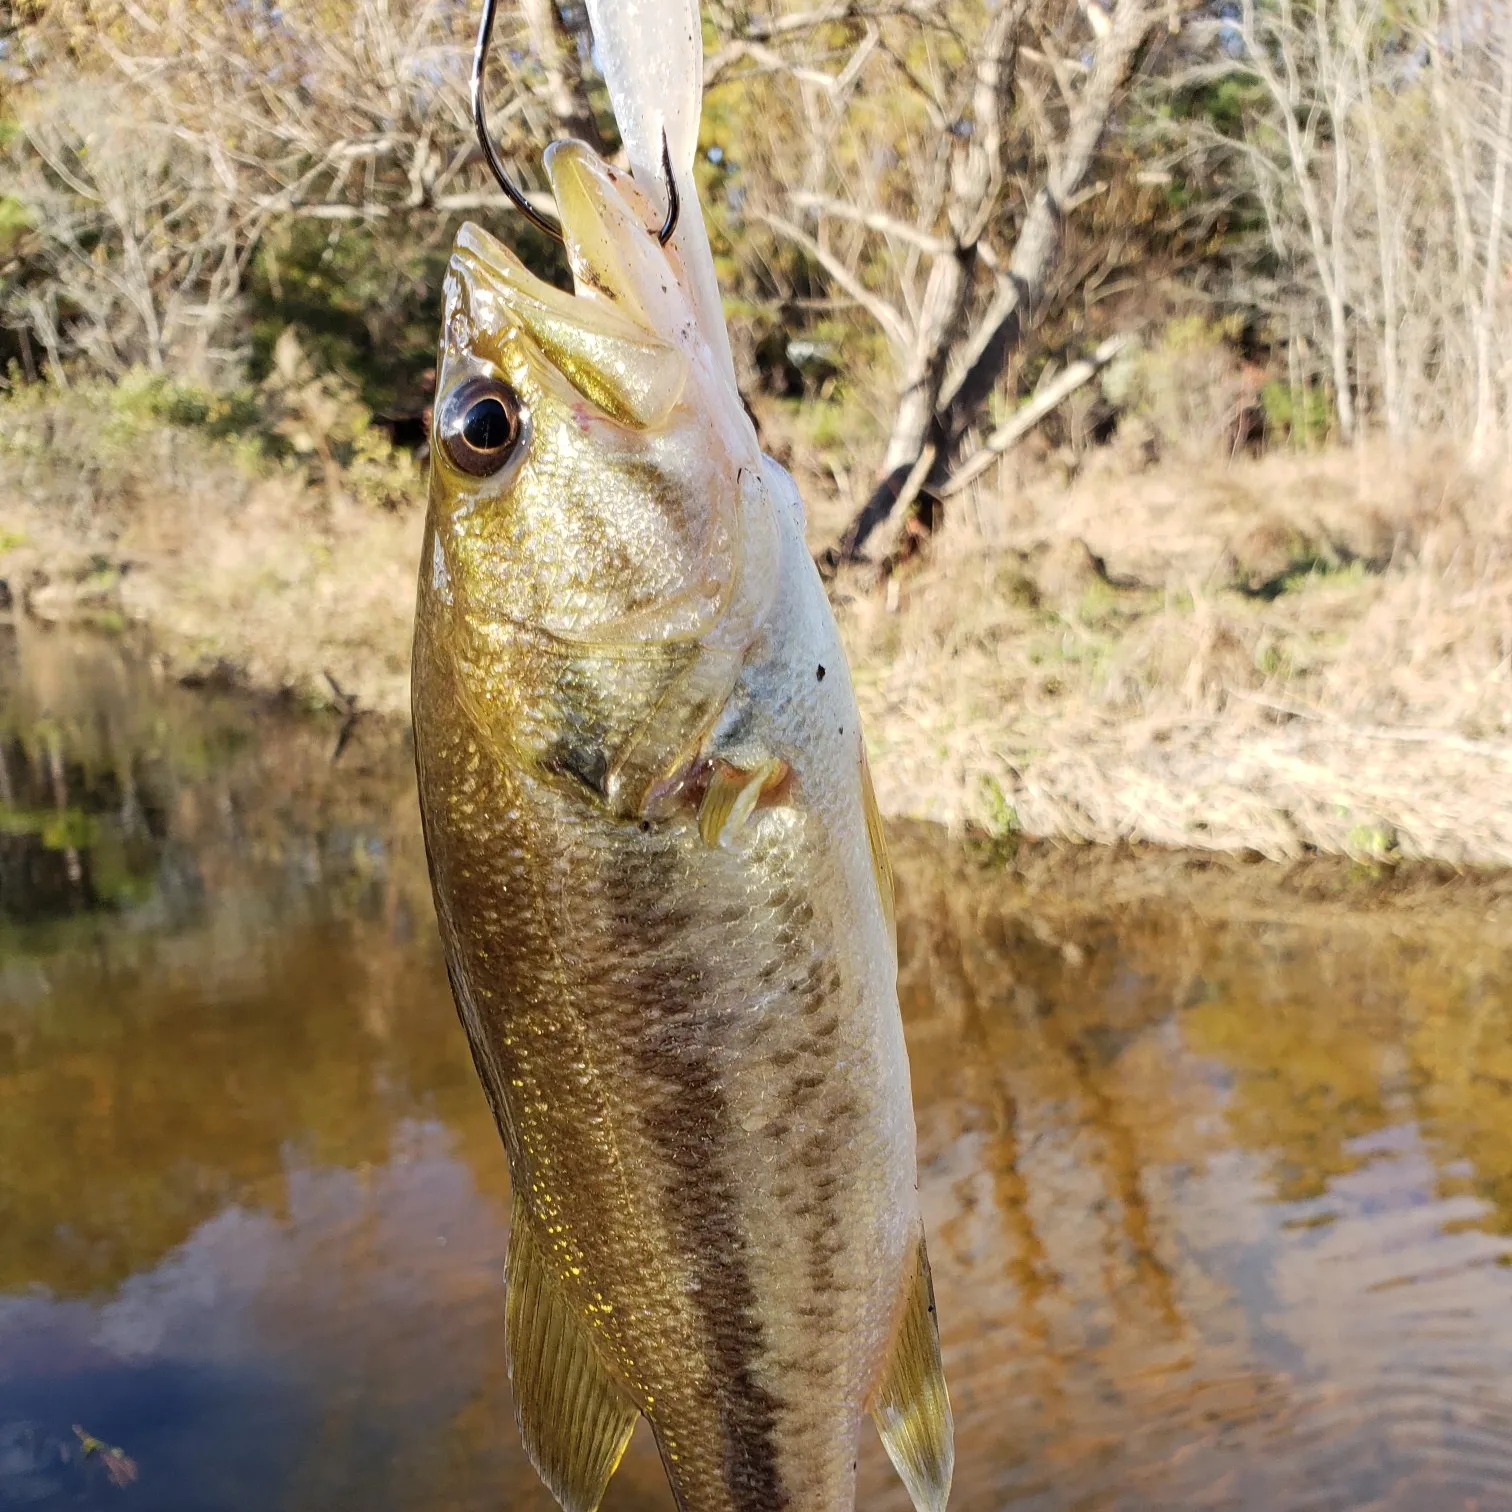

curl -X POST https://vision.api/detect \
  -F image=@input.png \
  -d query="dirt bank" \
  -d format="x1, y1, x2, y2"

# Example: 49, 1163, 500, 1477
3, 384, 1508, 868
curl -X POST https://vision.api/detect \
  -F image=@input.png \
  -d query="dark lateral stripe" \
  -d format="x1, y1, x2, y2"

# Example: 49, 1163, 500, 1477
609, 840, 788, 1512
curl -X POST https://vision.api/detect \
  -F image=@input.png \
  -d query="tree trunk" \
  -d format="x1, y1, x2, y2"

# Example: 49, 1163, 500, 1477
1473, 31, 1512, 459
1326, 285, 1354, 443
830, 1, 1023, 564
1344, 0, 1401, 440
1242, 0, 1355, 440
834, 0, 1152, 564
832, 251, 972, 564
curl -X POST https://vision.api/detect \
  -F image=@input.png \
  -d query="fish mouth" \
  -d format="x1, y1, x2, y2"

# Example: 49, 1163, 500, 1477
542, 142, 688, 332
444, 142, 697, 430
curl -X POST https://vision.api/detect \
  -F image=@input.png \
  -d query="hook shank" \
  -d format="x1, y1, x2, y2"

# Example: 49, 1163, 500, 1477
656, 135, 680, 246
471, 0, 682, 248
472, 0, 565, 242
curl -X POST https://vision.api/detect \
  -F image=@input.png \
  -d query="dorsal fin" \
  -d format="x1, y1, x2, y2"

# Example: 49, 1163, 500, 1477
506, 1205, 640, 1512
859, 744, 896, 944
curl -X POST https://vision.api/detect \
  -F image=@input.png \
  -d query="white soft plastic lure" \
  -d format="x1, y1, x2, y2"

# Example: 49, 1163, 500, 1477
410, 5, 953, 1511
582, 0, 737, 391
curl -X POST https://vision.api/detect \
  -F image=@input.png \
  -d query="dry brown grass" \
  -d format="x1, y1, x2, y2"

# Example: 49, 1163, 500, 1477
3, 394, 1509, 867
838, 443, 1512, 865
0, 380, 424, 714
5, 476, 424, 716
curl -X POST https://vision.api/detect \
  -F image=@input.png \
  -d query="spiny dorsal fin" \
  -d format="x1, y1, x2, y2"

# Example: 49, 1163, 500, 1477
871, 1236, 953, 1512
859, 745, 896, 944
506, 1207, 639, 1512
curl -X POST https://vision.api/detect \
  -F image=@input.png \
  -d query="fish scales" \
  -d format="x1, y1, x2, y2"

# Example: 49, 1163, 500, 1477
412, 141, 950, 1512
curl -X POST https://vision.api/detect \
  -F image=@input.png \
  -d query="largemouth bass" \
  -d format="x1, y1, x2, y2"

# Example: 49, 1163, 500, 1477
411, 115, 951, 1512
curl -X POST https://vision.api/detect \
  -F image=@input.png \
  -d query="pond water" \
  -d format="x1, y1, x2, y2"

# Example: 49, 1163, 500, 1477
2, 626, 1512, 1511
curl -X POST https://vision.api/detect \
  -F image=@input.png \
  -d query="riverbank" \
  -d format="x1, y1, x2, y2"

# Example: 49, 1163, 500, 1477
3, 380, 1509, 867
828, 442, 1512, 867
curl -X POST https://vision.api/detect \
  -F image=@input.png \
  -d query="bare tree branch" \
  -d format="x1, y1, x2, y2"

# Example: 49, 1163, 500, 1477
788, 192, 955, 254
940, 332, 1130, 495
748, 208, 914, 350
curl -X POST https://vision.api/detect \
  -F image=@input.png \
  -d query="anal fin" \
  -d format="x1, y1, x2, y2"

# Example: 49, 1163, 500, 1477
506, 1206, 639, 1512
871, 1237, 954, 1512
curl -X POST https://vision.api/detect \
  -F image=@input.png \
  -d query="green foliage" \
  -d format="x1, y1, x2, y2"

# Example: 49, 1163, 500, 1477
1260, 379, 1334, 447
695, 91, 746, 303
973, 775, 1023, 862
1279, 558, 1365, 595
1192, 74, 1264, 136
0, 805, 103, 850
0, 193, 30, 253
107, 369, 262, 440
1109, 317, 1250, 456
259, 328, 419, 509
0, 341, 419, 513
248, 220, 443, 419
1345, 820, 1401, 867
1255, 641, 1292, 679
246, 216, 567, 420
800, 399, 849, 449
1165, 313, 1247, 352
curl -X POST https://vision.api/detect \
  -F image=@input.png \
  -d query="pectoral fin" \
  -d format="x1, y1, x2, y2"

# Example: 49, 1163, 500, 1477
871, 1237, 954, 1512
697, 757, 790, 846
505, 1208, 639, 1512
605, 647, 742, 818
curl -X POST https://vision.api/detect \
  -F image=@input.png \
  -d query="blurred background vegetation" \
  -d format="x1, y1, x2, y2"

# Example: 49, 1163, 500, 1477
1, 0, 1507, 541
0, 0, 1509, 864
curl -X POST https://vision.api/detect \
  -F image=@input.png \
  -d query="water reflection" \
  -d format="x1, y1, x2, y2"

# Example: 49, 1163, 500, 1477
893, 838, 1512, 1511
2, 626, 1511, 1510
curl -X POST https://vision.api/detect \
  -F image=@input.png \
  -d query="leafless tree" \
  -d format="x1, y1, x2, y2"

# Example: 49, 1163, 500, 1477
2, 0, 595, 380
716, 0, 1158, 562
1227, 0, 1512, 451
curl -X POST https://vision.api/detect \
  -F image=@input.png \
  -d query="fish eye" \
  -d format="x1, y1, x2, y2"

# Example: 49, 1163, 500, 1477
438, 377, 525, 477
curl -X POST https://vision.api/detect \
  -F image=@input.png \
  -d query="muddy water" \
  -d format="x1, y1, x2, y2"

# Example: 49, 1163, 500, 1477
2, 628, 1511, 1512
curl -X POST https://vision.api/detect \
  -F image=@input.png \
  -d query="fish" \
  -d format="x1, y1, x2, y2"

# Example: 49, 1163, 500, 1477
409, 14, 951, 1510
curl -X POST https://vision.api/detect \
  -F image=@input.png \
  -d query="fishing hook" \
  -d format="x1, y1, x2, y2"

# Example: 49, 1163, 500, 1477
471, 0, 682, 247
472, 0, 562, 241
655, 138, 681, 247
